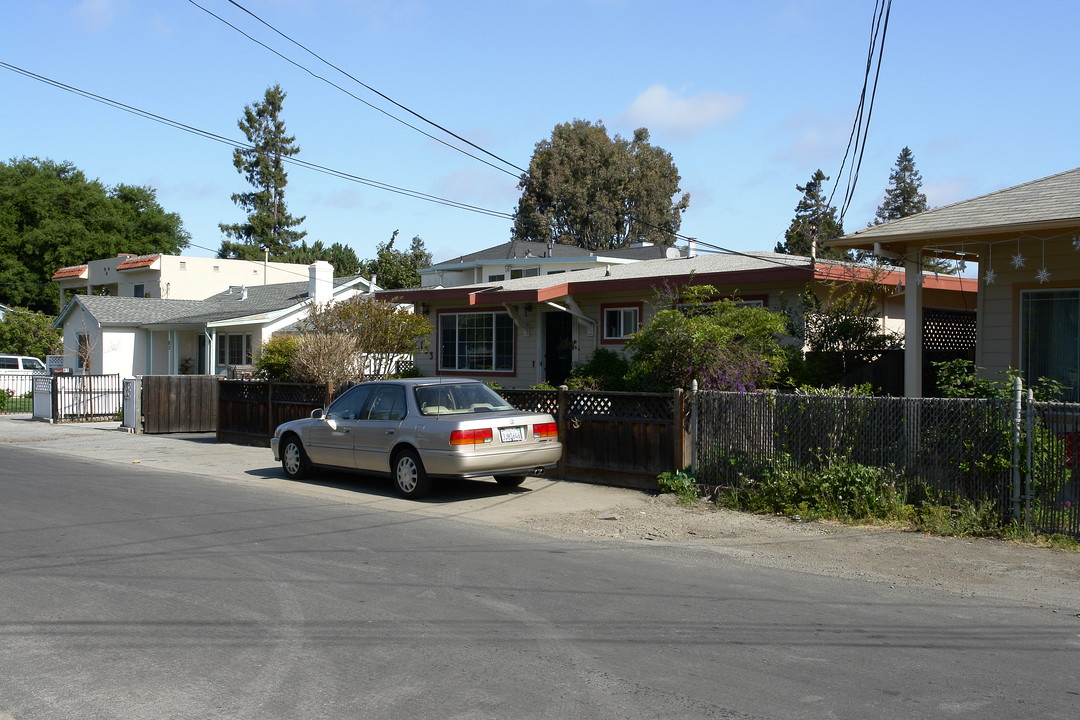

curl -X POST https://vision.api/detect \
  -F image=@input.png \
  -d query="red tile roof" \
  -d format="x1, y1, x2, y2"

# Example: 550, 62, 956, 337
52, 265, 88, 280
115, 254, 161, 271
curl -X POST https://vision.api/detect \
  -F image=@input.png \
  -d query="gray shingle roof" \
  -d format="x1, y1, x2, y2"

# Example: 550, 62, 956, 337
390, 251, 812, 297
840, 166, 1080, 244
70, 276, 368, 327
429, 239, 682, 268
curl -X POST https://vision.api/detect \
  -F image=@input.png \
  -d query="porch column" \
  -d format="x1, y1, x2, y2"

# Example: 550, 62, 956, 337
904, 250, 923, 397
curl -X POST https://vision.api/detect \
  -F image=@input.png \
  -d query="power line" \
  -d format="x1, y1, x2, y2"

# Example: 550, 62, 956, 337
0, 61, 513, 221
186, 0, 525, 178
828, 0, 893, 225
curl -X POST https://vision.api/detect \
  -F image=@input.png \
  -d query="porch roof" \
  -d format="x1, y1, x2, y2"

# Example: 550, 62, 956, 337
379, 251, 970, 306
833, 166, 1080, 253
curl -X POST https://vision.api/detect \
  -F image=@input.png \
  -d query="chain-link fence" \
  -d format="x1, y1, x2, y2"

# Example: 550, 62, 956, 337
693, 390, 1080, 536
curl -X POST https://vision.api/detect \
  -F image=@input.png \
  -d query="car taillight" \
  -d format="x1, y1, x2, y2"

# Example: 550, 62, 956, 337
450, 428, 494, 446
533, 422, 558, 439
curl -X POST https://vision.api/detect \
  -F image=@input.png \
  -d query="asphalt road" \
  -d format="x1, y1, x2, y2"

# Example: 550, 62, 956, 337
1, 444, 1077, 720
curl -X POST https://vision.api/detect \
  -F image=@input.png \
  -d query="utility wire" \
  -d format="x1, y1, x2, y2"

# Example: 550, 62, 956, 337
828, 0, 892, 225
187, 0, 525, 178
0, 61, 513, 220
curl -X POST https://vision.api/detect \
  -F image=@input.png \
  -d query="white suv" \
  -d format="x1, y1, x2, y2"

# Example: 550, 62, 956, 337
0, 355, 47, 396
0, 355, 46, 373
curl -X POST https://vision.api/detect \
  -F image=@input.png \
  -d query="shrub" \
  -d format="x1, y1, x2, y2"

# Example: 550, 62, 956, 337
255, 335, 300, 381
565, 348, 629, 391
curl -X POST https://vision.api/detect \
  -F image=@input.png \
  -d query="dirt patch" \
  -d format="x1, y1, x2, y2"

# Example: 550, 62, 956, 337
510, 492, 1080, 610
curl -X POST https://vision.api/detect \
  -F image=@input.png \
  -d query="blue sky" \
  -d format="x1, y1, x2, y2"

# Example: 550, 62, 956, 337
4, 1, 1079, 266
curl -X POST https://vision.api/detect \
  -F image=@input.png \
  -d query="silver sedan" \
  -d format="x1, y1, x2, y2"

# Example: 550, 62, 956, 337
271, 377, 562, 498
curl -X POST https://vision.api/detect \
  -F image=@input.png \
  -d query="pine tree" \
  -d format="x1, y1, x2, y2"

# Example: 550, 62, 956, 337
874, 146, 927, 224
218, 85, 306, 260
775, 169, 846, 260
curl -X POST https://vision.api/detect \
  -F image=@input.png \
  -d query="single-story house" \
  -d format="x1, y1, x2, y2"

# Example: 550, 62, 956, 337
53, 261, 376, 377
421, 239, 683, 288
377, 250, 975, 389
833, 166, 1080, 399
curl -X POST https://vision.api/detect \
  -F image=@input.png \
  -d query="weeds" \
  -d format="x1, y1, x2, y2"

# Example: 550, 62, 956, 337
657, 469, 699, 505
660, 458, 1078, 547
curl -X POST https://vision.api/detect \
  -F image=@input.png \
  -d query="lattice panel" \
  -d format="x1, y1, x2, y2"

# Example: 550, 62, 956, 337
498, 389, 558, 415
923, 308, 976, 351
567, 392, 673, 419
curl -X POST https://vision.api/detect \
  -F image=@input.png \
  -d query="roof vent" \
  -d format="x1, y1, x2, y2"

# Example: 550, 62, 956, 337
239, 286, 248, 301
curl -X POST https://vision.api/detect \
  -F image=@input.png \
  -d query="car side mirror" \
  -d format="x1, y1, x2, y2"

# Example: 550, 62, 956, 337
311, 408, 324, 419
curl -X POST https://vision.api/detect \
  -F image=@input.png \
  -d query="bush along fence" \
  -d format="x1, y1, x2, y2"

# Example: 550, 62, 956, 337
691, 380, 1080, 538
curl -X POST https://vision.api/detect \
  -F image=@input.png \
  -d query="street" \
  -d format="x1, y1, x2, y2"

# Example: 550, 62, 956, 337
1, 444, 1077, 719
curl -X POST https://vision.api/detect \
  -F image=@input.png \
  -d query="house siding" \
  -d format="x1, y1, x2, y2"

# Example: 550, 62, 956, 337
977, 234, 1080, 378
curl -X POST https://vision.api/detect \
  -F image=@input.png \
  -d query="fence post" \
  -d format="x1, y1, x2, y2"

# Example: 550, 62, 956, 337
689, 380, 698, 475
1011, 375, 1023, 520
1024, 388, 1034, 530
556, 385, 568, 478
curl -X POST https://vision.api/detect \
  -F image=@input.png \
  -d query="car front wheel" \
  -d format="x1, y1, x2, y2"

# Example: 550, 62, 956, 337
281, 435, 311, 479
393, 448, 432, 499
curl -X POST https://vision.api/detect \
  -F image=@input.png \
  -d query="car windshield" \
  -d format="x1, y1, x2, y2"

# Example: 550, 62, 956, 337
415, 382, 514, 415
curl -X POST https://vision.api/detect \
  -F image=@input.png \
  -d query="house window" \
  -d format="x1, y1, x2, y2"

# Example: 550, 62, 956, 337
487, 274, 505, 282
77, 333, 91, 370
602, 305, 640, 343
217, 333, 254, 366
1021, 289, 1080, 401
439, 312, 514, 372
133, 284, 144, 298
510, 267, 539, 279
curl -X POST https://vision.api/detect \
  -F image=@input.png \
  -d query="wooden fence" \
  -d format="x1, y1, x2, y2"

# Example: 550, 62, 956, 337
216, 380, 331, 446
498, 388, 689, 490
140, 375, 219, 433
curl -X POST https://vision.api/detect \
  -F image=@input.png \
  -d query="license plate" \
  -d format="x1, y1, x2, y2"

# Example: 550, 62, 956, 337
499, 426, 524, 443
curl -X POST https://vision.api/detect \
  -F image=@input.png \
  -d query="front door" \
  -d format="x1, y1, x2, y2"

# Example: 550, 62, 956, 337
544, 312, 574, 386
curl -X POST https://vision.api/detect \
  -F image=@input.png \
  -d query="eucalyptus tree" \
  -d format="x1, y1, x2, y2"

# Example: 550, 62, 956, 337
513, 120, 689, 251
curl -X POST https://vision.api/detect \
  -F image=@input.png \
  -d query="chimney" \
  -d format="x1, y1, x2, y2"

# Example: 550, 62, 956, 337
309, 261, 333, 305
687, 238, 697, 258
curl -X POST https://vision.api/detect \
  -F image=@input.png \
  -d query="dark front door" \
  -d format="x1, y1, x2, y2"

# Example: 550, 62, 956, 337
543, 312, 574, 386
197, 334, 207, 375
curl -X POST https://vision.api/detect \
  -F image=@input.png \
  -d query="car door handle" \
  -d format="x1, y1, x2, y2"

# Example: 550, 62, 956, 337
385, 430, 396, 435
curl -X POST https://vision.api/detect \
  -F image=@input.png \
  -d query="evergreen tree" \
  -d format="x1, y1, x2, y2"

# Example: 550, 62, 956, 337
864, 148, 951, 271
775, 169, 846, 260
874, 146, 928, 224
276, 240, 360, 277
219, 85, 306, 260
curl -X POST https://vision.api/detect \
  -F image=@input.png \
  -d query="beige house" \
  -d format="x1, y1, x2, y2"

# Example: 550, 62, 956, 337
51, 253, 314, 306
833, 167, 1080, 398
379, 250, 974, 389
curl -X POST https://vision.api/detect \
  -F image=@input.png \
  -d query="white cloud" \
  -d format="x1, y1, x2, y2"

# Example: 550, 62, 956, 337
620, 84, 746, 139
75, 0, 127, 33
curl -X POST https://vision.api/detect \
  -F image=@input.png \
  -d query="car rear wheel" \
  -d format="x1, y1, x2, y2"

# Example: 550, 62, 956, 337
281, 435, 311, 479
393, 448, 432, 499
494, 475, 527, 487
